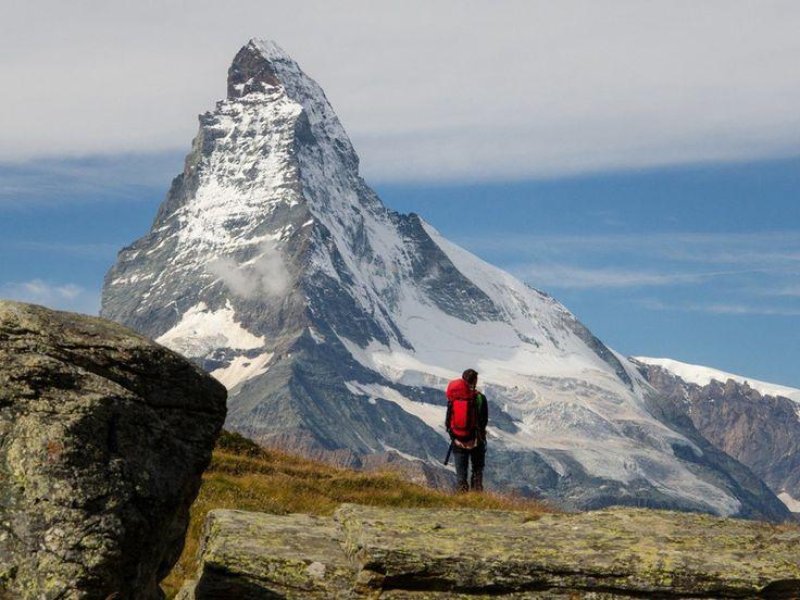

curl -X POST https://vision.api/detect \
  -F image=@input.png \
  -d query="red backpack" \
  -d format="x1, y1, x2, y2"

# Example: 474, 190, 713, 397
446, 378, 477, 441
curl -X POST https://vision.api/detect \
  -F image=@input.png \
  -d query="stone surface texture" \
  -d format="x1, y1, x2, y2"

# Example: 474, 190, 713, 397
0, 300, 227, 599
179, 504, 800, 599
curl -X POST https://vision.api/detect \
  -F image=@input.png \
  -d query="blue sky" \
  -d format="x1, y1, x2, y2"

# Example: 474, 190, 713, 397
2, 155, 798, 387
1, 2, 799, 387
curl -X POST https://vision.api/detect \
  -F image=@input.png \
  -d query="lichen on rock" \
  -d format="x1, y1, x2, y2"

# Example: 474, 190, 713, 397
0, 300, 227, 599
180, 504, 800, 598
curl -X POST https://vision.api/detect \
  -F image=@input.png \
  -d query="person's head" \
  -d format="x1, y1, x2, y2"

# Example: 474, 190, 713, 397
462, 368, 478, 389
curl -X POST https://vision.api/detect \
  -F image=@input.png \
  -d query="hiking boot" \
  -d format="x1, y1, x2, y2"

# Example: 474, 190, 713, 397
471, 469, 483, 492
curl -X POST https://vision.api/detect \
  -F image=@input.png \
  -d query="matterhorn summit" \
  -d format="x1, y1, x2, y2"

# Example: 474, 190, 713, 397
101, 39, 788, 519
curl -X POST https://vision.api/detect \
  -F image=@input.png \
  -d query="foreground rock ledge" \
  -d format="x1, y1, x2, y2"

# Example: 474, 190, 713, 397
0, 301, 227, 599
178, 504, 800, 599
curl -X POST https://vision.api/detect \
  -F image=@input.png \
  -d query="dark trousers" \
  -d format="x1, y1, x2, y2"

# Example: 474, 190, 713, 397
453, 443, 486, 492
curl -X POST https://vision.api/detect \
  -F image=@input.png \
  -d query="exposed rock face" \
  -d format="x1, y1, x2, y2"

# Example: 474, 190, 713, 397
177, 505, 800, 599
0, 301, 227, 599
635, 360, 800, 514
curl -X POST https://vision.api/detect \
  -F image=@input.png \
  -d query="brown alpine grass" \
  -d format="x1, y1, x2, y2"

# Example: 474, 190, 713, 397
162, 430, 552, 596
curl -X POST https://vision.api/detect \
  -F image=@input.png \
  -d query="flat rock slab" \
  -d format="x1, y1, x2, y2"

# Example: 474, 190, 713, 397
184, 510, 355, 598
181, 504, 800, 599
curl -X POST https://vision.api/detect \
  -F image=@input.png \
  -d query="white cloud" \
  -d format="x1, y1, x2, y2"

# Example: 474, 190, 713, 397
1, 1, 799, 181
639, 298, 800, 317
3, 241, 119, 259
465, 231, 800, 257
764, 284, 800, 298
207, 241, 290, 299
510, 264, 712, 289
1, 280, 100, 315
0, 152, 184, 207
460, 230, 800, 301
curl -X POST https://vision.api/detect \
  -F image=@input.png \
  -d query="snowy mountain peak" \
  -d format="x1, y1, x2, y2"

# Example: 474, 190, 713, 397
100, 40, 791, 521
228, 39, 297, 99
224, 39, 357, 171
248, 38, 292, 62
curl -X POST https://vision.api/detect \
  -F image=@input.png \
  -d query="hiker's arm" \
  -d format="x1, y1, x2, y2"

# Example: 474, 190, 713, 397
445, 401, 453, 438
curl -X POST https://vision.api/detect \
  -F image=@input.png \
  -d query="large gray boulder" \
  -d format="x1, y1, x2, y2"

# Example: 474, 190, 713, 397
179, 504, 800, 598
0, 301, 227, 599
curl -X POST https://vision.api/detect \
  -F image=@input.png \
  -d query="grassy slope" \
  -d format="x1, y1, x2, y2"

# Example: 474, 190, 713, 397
163, 431, 552, 596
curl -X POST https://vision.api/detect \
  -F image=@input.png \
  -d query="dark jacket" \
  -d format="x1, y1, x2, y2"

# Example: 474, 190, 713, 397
475, 391, 489, 443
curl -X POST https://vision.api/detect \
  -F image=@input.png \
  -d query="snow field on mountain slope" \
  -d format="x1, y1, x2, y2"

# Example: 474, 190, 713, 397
324, 209, 744, 513
211, 351, 274, 390
344, 379, 740, 515
327, 213, 634, 402
344, 380, 447, 447
296, 149, 627, 400
778, 492, 800, 512
155, 300, 277, 390
174, 96, 302, 255
156, 301, 265, 358
636, 357, 800, 403
304, 164, 735, 507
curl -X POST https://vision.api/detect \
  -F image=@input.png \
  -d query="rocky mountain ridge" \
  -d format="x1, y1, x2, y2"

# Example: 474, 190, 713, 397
101, 39, 789, 520
634, 357, 800, 514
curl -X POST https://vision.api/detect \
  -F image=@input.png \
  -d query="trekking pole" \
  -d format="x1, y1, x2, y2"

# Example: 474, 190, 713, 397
443, 440, 454, 466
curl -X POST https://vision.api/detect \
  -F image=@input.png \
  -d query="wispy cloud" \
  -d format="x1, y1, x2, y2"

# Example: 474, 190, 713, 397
0, 152, 184, 208
770, 284, 800, 297
0, 280, 100, 315
464, 231, 800, 258
639, 298, 800, 317
510, 264, 725, 290
1, 241, 119, 259
207, 241, 290, 299
462, 230, 800, 293
659, 247, 800, 267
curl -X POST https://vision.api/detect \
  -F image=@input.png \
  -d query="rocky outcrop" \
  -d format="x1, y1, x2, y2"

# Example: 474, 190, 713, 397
178, 504, 800, 599
636, 360, 800, 513
0, 301, 227, 599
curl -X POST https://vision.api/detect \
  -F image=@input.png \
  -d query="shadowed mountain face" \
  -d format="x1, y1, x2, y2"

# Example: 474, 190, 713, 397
634, 358, 800, 514
101, 39, 789, 520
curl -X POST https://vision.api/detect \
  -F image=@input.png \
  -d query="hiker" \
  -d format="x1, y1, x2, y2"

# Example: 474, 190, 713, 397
445, 368, 489, 492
